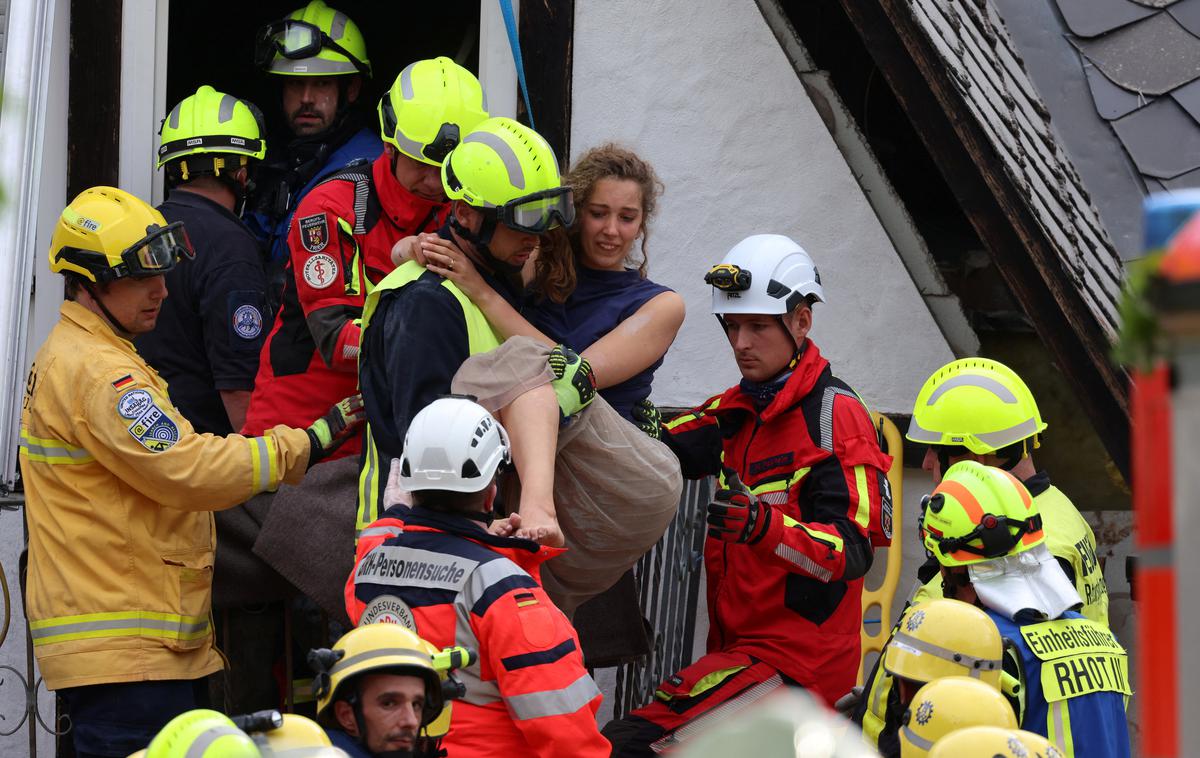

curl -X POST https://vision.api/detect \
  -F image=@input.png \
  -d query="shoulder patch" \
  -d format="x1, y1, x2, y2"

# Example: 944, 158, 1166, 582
111, 375, 135, 390
123, 393, 180, 452
303, 253, 339, 289
298, 213, 329, 253
353, 545, 478, 592
231, 304, 263, 340
360, 594, 418, 632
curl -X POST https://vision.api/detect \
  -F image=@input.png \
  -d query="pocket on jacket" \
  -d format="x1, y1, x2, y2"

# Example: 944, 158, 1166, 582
159, 550, 214, 651
784, 574, 847, 626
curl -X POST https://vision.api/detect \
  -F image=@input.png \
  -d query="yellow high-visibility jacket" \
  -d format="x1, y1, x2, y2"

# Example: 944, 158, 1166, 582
19, 301, 311, 690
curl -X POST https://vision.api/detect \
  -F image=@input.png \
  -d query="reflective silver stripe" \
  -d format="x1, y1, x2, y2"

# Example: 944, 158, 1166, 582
271, 57, 358, 75
399, 61, 416, 99
186, 725, 245, 758
168, 102, 182, 129
900, 725, 934, 751
651, 674, 784, 751
253, 437, 272, 493
505, 672, 599, 720
905, 415, 943, 444
890, 631, 1000, 675
30, 615, 209, 641
1050, 701, 1068, 753
329, 11, 348, 40
18, 438, 93, 461
774, 543, 833, 582
454, 579, 501, 706
358, 525, 402, 539
217, 94, 236, 123
819, 386, 866, 453
974, 418, 1041, 448
356, 434, 378, 535
330, 647, 430, 676
926, 374, 1017, 405
463, 131, 525, 191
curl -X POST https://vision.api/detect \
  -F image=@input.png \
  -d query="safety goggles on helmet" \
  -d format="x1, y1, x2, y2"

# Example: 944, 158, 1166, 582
492, 187, 576, 234
254, 19, 369, 76
704, 263, 752, 292
379, 96, 462, 164
117, 222, 195, 280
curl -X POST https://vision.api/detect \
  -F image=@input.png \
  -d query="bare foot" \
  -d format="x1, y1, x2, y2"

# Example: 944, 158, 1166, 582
514, 508, 565, 547
488, 513, 520, 538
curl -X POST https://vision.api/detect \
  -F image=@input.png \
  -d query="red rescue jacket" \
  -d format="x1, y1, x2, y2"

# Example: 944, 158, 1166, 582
347, 508, 610, 758
242, 154, 448, 455
662, 340, 893, 706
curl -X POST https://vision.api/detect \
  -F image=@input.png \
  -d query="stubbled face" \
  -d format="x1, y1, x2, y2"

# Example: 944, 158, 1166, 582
578, 177, 644, 271
96, 275, 168, 335
722, 313, 798, 382
281, 77, 341, 136
390, 147, 445, 201
338, 673, 426, 754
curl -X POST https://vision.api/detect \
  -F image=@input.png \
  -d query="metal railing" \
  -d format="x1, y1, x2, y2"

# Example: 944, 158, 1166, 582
612, 477, 711, 718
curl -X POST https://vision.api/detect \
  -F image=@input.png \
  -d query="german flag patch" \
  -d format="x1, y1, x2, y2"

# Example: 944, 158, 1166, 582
111, 375, 134, 390
515, 592, 538, 608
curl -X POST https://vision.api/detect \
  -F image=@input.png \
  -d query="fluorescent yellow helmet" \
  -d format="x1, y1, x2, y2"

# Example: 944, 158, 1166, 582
907, 358, 1046, 456
1011, 729, 1065, 757
922, 461, 1043, 568
255, 0, 370, 77
927, 725, 1063, 757
883, 599, 1004, 690
49, 187, 194, 283
146, 710, 260, 758
249, 714, 349, 758
899, 677, 1018, 758
158, 85, 266, 172
378, 57, 489, 166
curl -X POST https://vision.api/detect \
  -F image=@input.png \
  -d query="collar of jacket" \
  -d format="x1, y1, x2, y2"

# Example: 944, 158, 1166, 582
371, 152, 446, 231
61, 300, 139, 355
403, 507, 567, 568
716, 338, 831, 422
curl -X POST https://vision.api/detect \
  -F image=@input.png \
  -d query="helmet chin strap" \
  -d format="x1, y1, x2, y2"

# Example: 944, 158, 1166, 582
448, 213, 523, 276
82, 282, 136, 337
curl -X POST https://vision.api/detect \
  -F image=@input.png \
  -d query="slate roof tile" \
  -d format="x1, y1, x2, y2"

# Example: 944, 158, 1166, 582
1072, 12, 1200, 95
1111, 97, 1200, 178
1054, 0, 1155, 38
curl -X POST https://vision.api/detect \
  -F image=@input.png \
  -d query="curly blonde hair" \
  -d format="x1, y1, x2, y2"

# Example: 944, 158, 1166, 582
532, 144, 664, 303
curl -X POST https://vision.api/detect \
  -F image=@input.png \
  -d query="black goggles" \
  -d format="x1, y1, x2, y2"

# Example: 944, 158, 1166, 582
254, 19, 369, 76
379, 97, 461, 164
492, 188, 576, 234
928, 498, 1043, 560
121, 222, 195, 278
705, 263, 752, 292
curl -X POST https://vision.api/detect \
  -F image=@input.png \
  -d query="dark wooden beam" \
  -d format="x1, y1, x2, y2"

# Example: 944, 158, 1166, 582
67, 0, 122, 200
519, 0, 574, 167
835, 0, 1130, 480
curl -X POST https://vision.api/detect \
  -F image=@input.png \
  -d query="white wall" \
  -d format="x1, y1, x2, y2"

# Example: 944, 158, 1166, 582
570, 1, 954, 413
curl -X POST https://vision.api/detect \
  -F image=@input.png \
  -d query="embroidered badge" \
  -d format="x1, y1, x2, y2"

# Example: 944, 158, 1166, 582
881, 475, 894, 540
232, 304, 263, 340
298, 213, 329, 253
905, 609, 926, 633
303, 253, 338, 289
111, 375, 135, 390
125, 394, 180, 452
514, 591, 539, 608
915, 699, 934, 726
116, 389, 153, 420
361, 594, 418, 632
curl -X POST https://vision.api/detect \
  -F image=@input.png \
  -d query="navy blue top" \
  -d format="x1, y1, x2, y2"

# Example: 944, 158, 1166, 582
137, 190, 267, 435
527, 265, 671, 421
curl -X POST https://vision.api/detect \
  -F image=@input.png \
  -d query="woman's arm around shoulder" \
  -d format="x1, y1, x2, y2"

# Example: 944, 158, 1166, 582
582, 290, 685, 389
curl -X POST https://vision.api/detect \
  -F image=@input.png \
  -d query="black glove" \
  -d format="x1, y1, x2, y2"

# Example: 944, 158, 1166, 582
706, 470, 773, 544
305, 394, 366, 467
547, 345, 597, 420
631, 397, 662, 440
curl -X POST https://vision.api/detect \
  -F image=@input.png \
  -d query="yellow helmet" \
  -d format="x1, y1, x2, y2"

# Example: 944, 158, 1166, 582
378, 57, 489, 166
922, 461, 1043, 568
158, 85, 266, 173
907, 358, 1046, 456
442, 117, 575, 234
49, 187, 194, 283
928, 726, 1062, 757
146, 710, 260, 758
883, 599, 1004, 689
899, 677, 1018, 758
255, 0, 370, 77
248, 714, 347, 758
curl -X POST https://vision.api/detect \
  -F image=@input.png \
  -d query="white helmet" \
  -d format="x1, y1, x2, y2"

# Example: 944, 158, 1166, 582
399, 397, 511, 493
706, 234, 824, 316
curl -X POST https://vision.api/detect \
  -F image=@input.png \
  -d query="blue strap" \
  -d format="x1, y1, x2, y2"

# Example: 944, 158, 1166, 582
499, 0, 535, 130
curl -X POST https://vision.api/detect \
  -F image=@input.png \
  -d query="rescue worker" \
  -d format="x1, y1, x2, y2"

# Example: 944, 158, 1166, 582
906, 358, 1109, 625
922, 461, 1130, 757
137, 85, 270, 435
242, 57, 489, 460
22, 187, 363, 758
858, 599, 1008, 757
603, 234, 893, 754
897, 677, 1018, 757
347, 397, 610, 757
355, 116, 590, 538
248, 0, 379, 272
927, 727, 1064, 758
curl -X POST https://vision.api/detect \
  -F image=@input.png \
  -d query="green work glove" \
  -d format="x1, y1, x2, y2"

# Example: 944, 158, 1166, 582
547, 345, 597, 421
305, 394, 366, 467
631, 397, 662, 440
